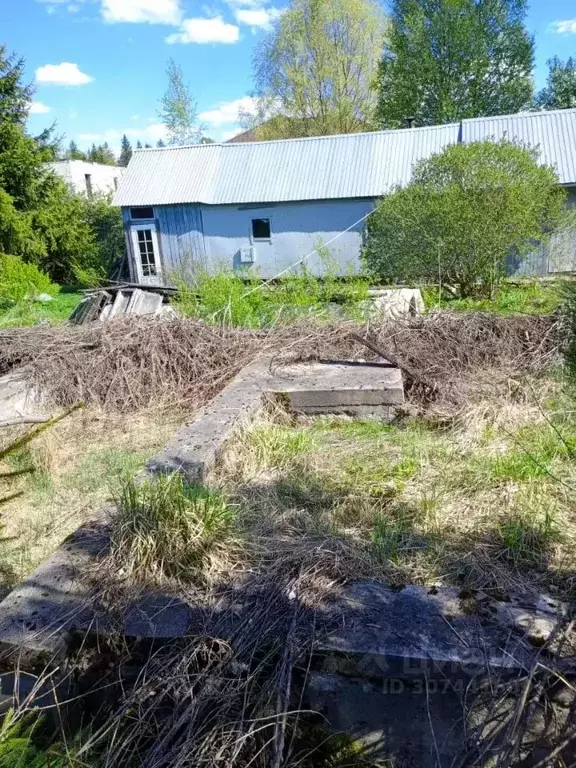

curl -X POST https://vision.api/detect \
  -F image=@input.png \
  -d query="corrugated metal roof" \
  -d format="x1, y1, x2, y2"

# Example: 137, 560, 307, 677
113, 108, 576, 207
461, 109, 576, 185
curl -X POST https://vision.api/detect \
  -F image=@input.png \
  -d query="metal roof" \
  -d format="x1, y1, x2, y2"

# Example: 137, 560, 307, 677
113, 108, 576, 207
461, 109, 576, 186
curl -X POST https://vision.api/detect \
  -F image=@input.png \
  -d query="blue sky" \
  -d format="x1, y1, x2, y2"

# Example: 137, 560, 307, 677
2, 0, 576, 155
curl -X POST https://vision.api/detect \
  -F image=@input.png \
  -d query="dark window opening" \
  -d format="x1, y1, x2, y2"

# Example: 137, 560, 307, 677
130, 206, 154, 220
85, 174, 93, 197
113, 177, 119, 191
251, 218, 271, 240
136, 229, 158, 277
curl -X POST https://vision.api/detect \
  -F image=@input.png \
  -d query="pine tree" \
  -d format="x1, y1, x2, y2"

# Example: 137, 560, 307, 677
136, 140, 143, 149
66, 140, 86, 161
536, 57, 576, 110
377, 0, 534, 128
119, 133, 133, 166
156, 139, 165, 147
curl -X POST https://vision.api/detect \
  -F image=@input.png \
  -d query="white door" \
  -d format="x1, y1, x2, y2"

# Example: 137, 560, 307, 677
131, 224, 163, 286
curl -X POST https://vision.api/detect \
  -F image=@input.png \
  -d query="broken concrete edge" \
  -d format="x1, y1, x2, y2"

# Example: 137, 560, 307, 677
144, 356, 404, 484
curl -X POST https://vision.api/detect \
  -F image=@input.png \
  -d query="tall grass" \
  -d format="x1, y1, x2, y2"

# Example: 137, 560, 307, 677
173, 264, 370, 328
111, 474, 237, 582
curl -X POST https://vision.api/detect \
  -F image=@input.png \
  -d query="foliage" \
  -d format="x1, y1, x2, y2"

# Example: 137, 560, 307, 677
119, 134, 133, 167
0, 254, 56, 306
0, 45, 104, 284
364, 140, 566, 297
559, 280, 576, 377
65, 140, 86, 161
421, 281, 561, 315
86, 141, 116, 165
72, 193, 125, 286
249, 0, 386, 140
112, 475, 237, 582
159, 58, 201, 146
174, 266, 370, 327
376, 0, 534, 129
536, 56, 576, 111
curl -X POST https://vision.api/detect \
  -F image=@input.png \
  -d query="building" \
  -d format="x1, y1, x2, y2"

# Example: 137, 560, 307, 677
113, 108, 576, 287
47, 160, 125, 197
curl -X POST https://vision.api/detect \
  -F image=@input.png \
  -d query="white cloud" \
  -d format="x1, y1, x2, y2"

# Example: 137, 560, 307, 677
78, 123, 168, 152
101, 0, 181, 24
166, 16, 239, 44
234, 6, 282, 29
550, 19, 576, 34
29, 101, 51, 114
36, 62, 94, 86
199, 96, 257, 126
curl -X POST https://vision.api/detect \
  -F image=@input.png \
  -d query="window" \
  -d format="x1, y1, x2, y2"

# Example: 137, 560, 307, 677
84, 174, 93, 197
130, 206, 154, 220
136, 229, 158, 277
113, 177, 119, 191
251, 218, 271, 241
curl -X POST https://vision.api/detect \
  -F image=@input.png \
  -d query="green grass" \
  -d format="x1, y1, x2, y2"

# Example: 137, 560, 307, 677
421, 281, 561, 316
173, 268, 370, 328
223, 385, 576, 595
112, 475, 237, 582
0, 289, 82, 327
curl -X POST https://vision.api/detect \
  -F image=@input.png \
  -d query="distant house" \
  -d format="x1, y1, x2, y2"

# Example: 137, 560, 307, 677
113, 109, 576, 287
47, 160, 125, 197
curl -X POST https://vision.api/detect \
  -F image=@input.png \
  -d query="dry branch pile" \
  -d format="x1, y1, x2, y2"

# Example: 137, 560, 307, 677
277, 312, 562, 407
0, 312, 563, 413
0, 319, 267, 411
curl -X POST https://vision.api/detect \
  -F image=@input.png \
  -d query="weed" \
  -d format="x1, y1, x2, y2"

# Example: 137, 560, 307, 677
421, 280, 561, 316
111, 474, 237, 582
497, 507, 558, 566
173, 267, 370, 328
245, 424, 316, 471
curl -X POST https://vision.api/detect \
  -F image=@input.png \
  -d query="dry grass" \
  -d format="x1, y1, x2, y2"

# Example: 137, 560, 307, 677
216, 371, 576, 600
0, 405, 187, 594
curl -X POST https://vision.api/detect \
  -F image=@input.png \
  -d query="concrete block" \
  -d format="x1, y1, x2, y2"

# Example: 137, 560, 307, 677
0, 372, 46, 422
363, 288, 425, 319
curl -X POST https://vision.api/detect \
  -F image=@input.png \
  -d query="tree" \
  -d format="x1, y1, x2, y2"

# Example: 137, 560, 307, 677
364, 140, 566, 298
136, 140, 143, 149
156, 139, 165, 148
119, 134, 133, 166
159, 59, 201, 145
376, 0, 534, 129
0, 45, 94, 283
66, 140, 86, 161
536, 57, 576, 111
250, 0, 386, 140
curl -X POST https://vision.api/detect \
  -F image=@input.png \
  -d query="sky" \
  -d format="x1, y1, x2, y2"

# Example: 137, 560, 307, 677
2, 0, 576, 155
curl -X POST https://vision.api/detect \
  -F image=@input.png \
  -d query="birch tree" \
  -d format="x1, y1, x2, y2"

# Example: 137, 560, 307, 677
249, 0, 387, 139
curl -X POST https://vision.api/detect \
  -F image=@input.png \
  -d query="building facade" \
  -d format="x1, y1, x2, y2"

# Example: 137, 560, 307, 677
47, 160, 125, 197
113, 109, 576, 287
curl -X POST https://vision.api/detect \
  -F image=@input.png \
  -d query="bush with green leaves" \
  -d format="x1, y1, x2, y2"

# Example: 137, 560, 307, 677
72, 193, 125, 287
0, 254, 57, 306
364, 140, 567, 298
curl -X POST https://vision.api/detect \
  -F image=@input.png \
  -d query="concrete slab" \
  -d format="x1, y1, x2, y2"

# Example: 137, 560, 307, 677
146, 357, 404, 483
0, 372, 46, 422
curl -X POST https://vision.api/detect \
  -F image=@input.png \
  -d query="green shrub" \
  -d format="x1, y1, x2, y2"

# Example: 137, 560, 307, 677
364, 140, 567, 298
0, 254, 57, 306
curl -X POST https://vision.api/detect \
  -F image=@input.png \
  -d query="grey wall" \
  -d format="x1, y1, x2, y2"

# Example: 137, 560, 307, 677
200, 199, 373, 278
507, 186, 576, 278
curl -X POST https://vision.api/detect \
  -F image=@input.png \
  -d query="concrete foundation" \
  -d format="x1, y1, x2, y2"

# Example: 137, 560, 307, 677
147, 356, 404, 482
